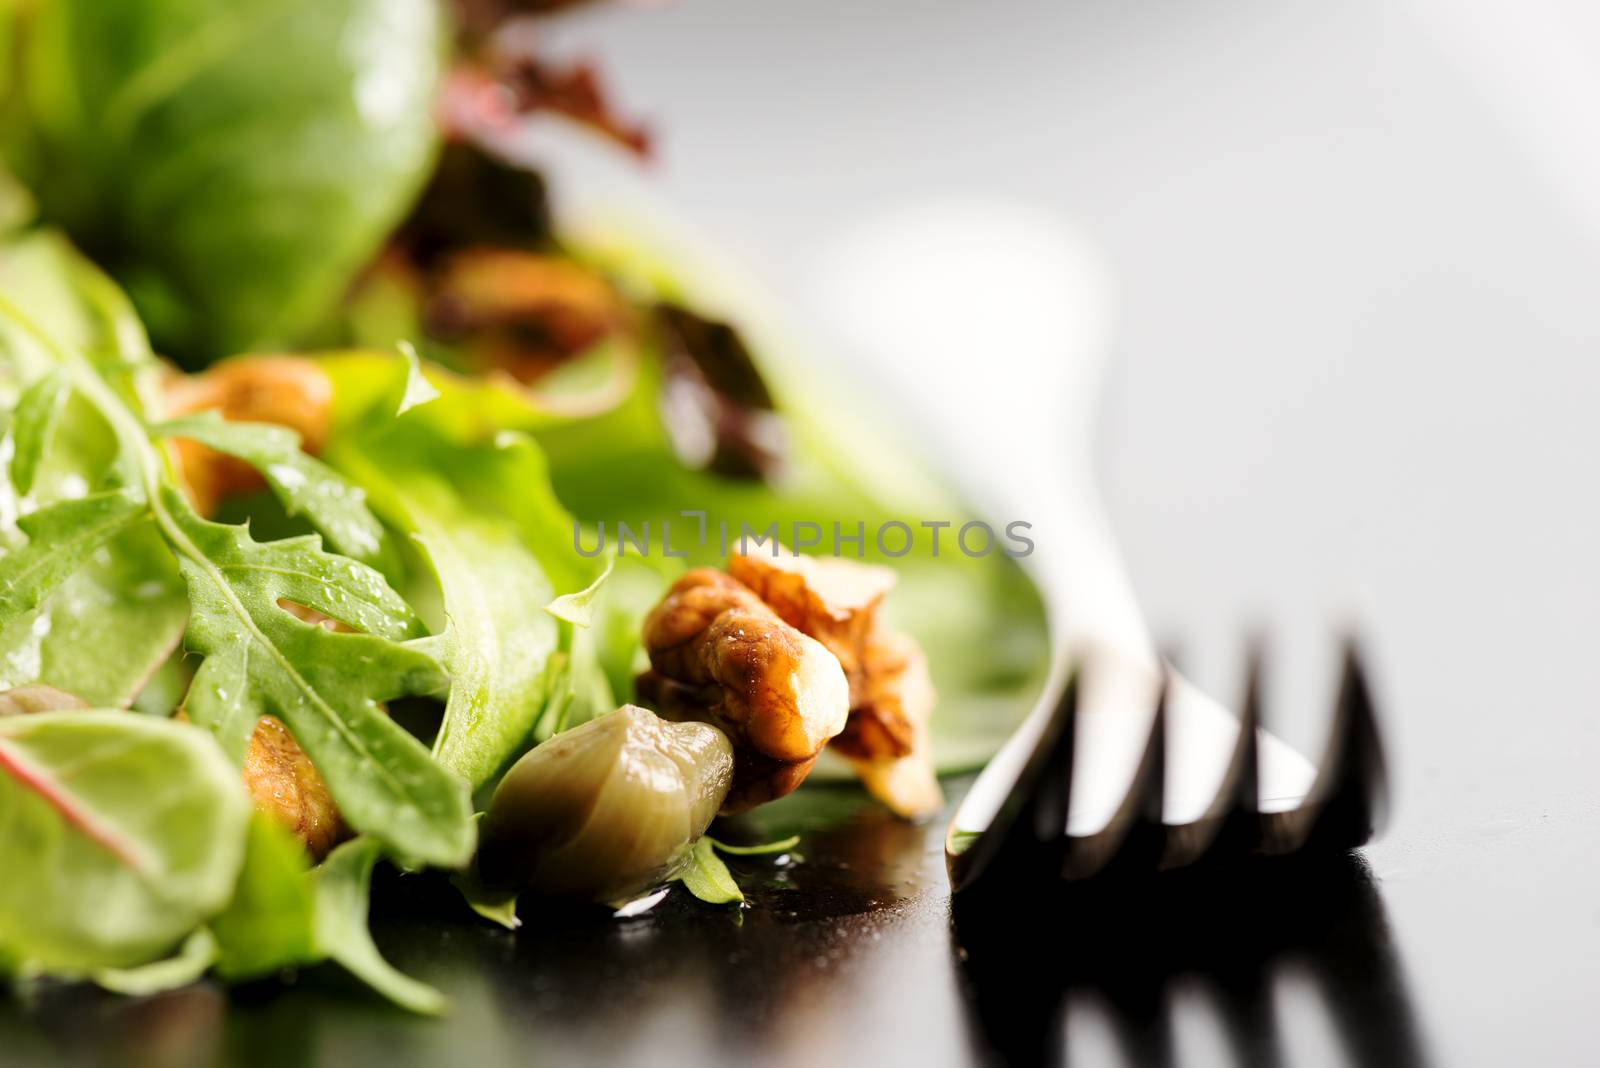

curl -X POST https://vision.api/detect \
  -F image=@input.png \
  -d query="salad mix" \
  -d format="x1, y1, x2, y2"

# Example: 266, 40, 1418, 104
0, 0, 1045, 1011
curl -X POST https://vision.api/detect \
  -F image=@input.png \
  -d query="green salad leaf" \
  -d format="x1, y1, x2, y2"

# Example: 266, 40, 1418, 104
704, 834, 800, 857
168, 485, 470, 867
396, 340, 440, 416
0, 711, 250, 972
0, 239, 474, 868
0, 518, 190, 708
678, 837, 743, 905
7, 368, 69, 495
93, 929, 219, 997
323, 353, 609, 790
330, 442, 558, 790
151, 412, 388, 565
546, 553, 615, 627
315, 837, 446, 1015
209, 821, 442, 1011
676, 835, 803, 906
0, 232, 188, 707
0, 490, 145, 625
14, 0, 445, 361
209, 813, 317, 979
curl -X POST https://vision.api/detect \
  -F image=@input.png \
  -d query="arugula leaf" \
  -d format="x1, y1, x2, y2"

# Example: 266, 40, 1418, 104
321, 372, 605, 789
0, 234, 188, 707
209, 813, 316, 979
0, 711, 250, 972
314, 838, 446, 1015
330, 439, 561, 790
214, 824, 447, 1012
151, 413, 387, 564
0, 519, 189, 708
8, 368, 69, 495
0, 490, 146, 628
93, 929, 218, 997
15, 0, 446, 361
0, 256, 474, 869
164, 486, 472, 867
678, 837, 744, 905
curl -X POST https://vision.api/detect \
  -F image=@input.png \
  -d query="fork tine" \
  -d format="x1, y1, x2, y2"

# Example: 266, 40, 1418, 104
1027, 668, 1079, 847
1236, 640, 1265, 818
949, 636, 1388, 892
1259, 638, 1389, 856
945, 666, 1081, 893
1161, 651, 1262, 869
1061, 670, 1165, 880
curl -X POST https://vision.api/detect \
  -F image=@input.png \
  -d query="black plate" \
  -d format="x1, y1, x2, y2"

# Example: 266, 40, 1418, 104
0, 778, 1428, 1068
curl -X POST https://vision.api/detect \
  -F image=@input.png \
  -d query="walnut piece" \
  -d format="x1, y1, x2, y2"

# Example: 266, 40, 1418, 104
174, 705, 346, 860
729, 552, 943, 819
837, 629, 943, 819
727, 553, 895, 706
241, 716, 348, 861
639, 568, 850, 813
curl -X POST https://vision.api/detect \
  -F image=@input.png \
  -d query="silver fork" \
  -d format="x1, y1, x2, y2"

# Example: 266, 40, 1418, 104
805, 197, 1389, 893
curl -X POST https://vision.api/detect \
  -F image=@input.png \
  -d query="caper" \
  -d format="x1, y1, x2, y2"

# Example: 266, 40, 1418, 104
477, 704, 733, 902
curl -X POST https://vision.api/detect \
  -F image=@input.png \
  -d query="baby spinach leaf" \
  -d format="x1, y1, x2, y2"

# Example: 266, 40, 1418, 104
93, 929, 218, 997
0, 711, 250, 973
17, 0, 445, 362
8, 368, 69, 495
151, 413, 387, 564
210, 813, 317, 979
0, 490, 146, 629
314, 838, 445, 1015
163, 486, 472, 868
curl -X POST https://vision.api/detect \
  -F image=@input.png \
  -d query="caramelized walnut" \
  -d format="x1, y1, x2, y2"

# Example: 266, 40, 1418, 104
836, 629, 943, 820
639, 568, 849, 812
241, 716, 347, 860
174, 706, 347, 860
727, 553, 895, 706
728, 552, 943, 819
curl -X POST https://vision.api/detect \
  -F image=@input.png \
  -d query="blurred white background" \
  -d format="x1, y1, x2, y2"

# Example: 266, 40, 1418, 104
544, 3, 1600, 1061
